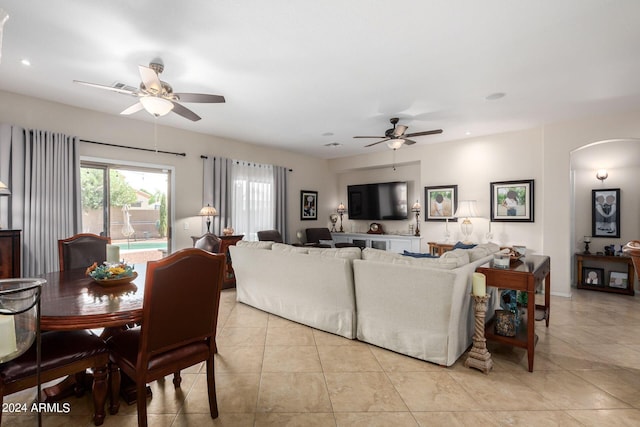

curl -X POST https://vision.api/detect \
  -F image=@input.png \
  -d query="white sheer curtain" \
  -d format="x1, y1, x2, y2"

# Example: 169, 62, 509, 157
230, 161, 275, 241
0, 124, 81, 275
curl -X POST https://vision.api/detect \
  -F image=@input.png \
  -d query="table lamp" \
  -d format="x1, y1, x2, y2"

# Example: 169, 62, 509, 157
411, 200, 421, 236
199, 204, 218, 233
337, 202, 346, 232
454, 200, 478, 243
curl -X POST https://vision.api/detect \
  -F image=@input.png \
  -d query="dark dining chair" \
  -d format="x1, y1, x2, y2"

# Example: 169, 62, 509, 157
58, 233, 111, 271
0, 330, 109, 426
106, 248, 225, 427
305, 227, 358, 248
191, 232, 222, 253
257, 229, 283, 243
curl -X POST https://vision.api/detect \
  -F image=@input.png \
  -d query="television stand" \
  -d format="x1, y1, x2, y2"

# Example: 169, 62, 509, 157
331, 232, 420, 253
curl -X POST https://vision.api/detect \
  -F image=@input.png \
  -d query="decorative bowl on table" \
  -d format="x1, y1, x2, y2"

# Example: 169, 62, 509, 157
86, 262, 137, 286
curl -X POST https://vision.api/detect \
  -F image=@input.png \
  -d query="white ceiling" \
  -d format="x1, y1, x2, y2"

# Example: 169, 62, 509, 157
1, 1, 640, 159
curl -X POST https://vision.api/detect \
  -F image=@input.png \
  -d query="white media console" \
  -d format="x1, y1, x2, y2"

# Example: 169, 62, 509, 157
331, 232, 421, 253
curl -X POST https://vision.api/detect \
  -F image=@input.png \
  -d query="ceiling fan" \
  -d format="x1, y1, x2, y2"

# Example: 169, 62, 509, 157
354, 117, 443, 148
73, 58, 225, 122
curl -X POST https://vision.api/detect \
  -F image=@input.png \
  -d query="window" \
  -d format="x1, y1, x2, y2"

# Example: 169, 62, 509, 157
80, 161, 171, 263
231, 161, 275, 241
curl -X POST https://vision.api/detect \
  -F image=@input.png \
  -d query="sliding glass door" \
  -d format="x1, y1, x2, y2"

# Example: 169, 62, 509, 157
80, 161, 171, 263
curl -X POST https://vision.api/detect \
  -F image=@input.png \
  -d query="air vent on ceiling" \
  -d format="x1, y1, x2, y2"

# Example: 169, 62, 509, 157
113, 82, 137, 92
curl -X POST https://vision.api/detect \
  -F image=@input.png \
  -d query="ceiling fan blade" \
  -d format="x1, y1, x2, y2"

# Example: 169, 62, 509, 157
120, 102, 145, 115
405, 129, 443, 137
354, 135, 386, 139
171, 101, 201, 121
403, 139, 417, 145
364, 138, 390, 147
138, 65, 162, 94
174, 93, 225, 103
392, 125, 408, 138
73, 80, 137, 96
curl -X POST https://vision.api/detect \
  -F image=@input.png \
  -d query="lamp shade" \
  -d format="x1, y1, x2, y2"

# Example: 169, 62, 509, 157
454, 200, 478, 218
199, 204, 218, 217
0, 180, 10, 196
411, 201, 421, 212
337, 202, 346, 213
140, 96, 174, 117
386, 139, 404, 150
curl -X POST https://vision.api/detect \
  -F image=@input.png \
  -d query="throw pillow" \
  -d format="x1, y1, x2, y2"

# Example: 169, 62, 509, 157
453, 241, 477, 249
440, 249, 470, 267
402, 250, 439, 258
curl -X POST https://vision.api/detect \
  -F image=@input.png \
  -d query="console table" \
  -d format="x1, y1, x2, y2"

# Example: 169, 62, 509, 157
219, 235, 244, 288
0, 229, 21, 279
428, 242, 455, 256
575, 253, 635, 296
476, 255, 551, 372
331, 232, 421, 253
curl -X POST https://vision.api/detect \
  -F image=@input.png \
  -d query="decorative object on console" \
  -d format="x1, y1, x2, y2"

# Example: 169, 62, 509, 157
411, 200, 421, 236
490, 179, 534, 222
367, 223, 384, 234
494, 310, 516, 337
464, 290, 493, 374
453, 200, 478, 243
222, 227, 234, 236
424, 185, 458, 221
301, 190, 318, 221
623, 240, 640, 282
199, 204, 218, 233
0, 180, 10, 229
608, 271, 628, 289
591, 188, 620, 238
583, 236, 591, 254
596, 169, 608, 182
336, 202, 346, 232
329, 213, 339, 232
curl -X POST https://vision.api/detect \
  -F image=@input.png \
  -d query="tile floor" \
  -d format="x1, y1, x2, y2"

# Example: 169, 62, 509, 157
4, 288, 640, 426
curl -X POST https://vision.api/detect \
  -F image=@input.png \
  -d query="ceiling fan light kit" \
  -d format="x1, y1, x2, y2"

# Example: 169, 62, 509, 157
139, 96, 174, 117
355, 117, 443, 149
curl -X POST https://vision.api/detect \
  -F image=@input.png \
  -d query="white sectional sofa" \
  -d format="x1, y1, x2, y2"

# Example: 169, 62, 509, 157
229, 241, 500, 365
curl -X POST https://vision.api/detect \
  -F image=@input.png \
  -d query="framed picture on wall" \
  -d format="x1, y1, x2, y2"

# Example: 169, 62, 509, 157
490, 179, 534, 222
591, 188, 620, 238
424, 185, 458, 221
300, 190, 318, 220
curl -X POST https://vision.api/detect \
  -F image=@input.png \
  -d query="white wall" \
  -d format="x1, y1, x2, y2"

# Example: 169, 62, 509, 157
0, 90, 337, 249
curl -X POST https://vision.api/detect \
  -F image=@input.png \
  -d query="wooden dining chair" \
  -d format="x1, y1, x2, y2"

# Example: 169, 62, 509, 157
106, 248, 225, 427
0, 330, 109, 426
58, 233, 111, 271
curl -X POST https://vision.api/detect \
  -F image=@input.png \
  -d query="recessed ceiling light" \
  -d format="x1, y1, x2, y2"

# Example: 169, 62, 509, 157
485, 92, 505, 101
321, 132, 334, 137
465, 131, 472, 136
21, 58, 31, 66
324, 142, 341, 148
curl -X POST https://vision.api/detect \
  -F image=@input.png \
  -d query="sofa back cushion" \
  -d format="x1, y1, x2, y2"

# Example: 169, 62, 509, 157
467, 243, 500, 262
362, 248, 458, 270
307, 246, 362, 260
236, 240, 274, 250
271, 242, 309, 254
440, 249, 470, 267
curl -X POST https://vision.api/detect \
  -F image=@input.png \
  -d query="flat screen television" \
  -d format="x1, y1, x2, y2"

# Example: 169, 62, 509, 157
347, 181, 408, 220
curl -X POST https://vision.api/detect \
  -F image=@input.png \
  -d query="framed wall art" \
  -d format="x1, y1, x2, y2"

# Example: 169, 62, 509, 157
490, 179, 534, 222
424, 185, 458, 221
582, 267, 604, 287
300, 190, 318, 220
591, 188, 620, 238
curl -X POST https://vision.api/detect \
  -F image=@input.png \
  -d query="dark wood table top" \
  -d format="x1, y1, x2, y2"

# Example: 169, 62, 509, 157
38, 265, 146, 331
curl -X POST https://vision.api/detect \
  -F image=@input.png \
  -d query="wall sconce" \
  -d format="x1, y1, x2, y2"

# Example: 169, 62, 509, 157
596, 169, 608, 182
198, 204, 218, 233
454, 200, 479, 243
336, 202, 346, 232
411, 200, 421, 236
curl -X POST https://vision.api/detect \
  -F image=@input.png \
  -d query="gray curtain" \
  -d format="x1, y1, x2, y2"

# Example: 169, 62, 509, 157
202, 156, 232, 235
0, 124, 81, 275
274, 165, 289, 243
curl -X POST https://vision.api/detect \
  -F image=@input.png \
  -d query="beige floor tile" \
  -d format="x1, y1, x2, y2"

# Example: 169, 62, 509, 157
413, 411, 502, 427
565, 408, 640, 426
572, 368, 640, 408
255, 412, 336, 426
223, 303, 269, 327
575, 344, 640, 370
257, 372, 332, 413
312, 329, 360, 346
369, 345, 443, 372
215, 345, 265, 374
317, 345, 382, 372
101, 414, 175, 427
172, 412, 255, 426
265, 324, 315, 346
262, 345, 322, 372
216, 327, 267, 347
112, 373, 197, 416
324, 372, 408, 412
335, 412, 418, 426
183, 373, 260, 414
387, 371, 480, 412
267, 314, 303, 328
487, 343, 563, 371
489, 410, 584, 426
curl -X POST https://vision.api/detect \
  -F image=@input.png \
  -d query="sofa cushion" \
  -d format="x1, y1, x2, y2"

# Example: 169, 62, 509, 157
362, 248, 402, 262
440, 249, 470, 267
402, 250, 439, 258
467, 243, 501, 262
236, 240, 274, 249
453, 241, 477, 249
307, 246, 362, 260
272, 242, 309, 254
362, 248, 457, 269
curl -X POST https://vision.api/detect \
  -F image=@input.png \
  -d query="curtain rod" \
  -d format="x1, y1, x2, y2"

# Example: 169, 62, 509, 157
200, 155, 292, 171
80, 139, 186, 157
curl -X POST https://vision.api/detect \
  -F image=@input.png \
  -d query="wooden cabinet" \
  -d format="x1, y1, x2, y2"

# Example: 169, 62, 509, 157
0, 229, 21, 278
576, 253, 635, 296
219, 235, 243, 289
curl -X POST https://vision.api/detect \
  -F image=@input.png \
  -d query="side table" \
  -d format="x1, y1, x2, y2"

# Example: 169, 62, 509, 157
476, 255, 551, 372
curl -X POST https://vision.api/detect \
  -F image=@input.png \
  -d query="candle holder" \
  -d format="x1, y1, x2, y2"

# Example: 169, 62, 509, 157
583, 236, 591, 254
464, 294, 493, 374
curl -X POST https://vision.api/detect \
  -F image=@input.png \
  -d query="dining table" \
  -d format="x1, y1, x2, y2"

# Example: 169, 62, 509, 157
37, 264, 147, 405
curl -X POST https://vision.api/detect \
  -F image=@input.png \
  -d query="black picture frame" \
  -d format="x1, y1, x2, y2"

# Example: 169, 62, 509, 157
424, 185, 458, 221
490, 179, 534, 222
591, 188, 620, 238
582, 267, 604, 287
300, 190, 318, 220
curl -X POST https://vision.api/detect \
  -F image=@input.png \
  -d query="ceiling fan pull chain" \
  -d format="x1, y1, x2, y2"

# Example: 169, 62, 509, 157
154, 117, 158, 153
392, 148, 397, 171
